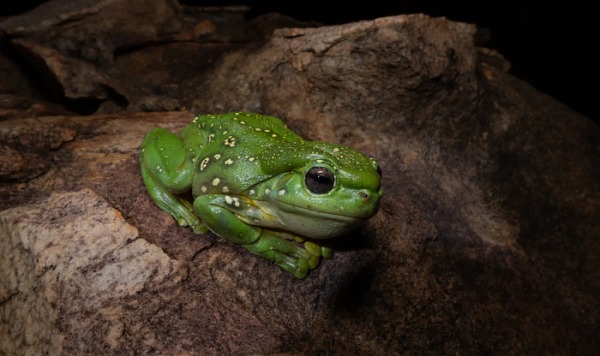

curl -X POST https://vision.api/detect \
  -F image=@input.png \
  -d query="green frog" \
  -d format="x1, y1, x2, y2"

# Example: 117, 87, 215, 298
140, 112, 382, 278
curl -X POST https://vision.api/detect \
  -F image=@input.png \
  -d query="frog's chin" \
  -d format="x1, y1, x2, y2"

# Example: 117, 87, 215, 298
269, 202, 368, 239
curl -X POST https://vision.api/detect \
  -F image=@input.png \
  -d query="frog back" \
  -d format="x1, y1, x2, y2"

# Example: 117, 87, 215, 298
180, 112, 303, 196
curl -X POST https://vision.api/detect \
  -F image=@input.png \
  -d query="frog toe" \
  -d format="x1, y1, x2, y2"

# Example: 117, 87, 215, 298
191, 222, 208, 234
321, 246, 333, 259
293, 264, 309, 279
306, 255, 320, 270
304, 241, 321, 257
276, 253, 319, 278
288, 257, 310, 279
261, 250, 310, 278
174, 215, 207, 234
304, 241, 333, 259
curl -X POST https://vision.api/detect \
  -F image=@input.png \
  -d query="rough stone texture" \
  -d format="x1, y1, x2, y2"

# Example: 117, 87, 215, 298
0, 188, 185, 354
0, 4, 599, 356
0, 0, 182, 110
0, 0, 301, 112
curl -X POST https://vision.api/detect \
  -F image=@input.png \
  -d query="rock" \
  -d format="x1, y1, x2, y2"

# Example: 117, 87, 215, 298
0, 1, 264, 112
0, 188, 186, 354
0, 0, 181, 109
0, 8, 598, 356
0, 117, 76, 182
0, 49, 74, 120
194, 14, 479, 144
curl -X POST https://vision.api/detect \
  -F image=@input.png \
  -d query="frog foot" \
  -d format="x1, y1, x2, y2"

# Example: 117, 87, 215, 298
177, 199, 208, 234
244, 233, 332, 279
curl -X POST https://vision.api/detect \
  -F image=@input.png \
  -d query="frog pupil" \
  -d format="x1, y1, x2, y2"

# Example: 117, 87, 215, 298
305, 167, 335, 194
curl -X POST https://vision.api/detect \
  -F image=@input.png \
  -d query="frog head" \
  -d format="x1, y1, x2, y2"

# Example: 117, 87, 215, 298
253, 141, 382, 239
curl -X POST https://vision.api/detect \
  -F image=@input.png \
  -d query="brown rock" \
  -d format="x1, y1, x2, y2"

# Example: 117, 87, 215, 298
0, 188, 186, 354
0, 1, 266, 112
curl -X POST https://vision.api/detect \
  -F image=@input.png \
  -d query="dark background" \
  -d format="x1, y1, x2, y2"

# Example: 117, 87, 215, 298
1, 1, 596, 122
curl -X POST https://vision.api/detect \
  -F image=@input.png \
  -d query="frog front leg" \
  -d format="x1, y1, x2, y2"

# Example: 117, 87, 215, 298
193, 194, 328, 278
140, 128, 207, 234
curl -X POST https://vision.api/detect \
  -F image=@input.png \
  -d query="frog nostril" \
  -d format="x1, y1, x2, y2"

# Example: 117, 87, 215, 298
359, 191, 369, 200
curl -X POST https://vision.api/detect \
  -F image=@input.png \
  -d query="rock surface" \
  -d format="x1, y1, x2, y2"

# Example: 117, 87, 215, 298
1, 2, 598, 355
0, 189, 185, 354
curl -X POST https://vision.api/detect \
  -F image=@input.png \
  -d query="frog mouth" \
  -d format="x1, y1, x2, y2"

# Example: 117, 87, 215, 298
262, 201, 371, 239
279, 202, 370, 221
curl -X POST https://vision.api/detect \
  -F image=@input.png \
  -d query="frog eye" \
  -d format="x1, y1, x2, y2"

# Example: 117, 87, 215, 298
305, 167, 335, 194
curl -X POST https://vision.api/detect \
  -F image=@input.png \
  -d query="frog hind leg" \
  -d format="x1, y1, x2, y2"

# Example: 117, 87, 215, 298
193, 195, 323, 278
140, 128, 207, 234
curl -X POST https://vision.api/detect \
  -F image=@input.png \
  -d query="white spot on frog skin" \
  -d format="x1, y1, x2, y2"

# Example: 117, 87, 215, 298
223, 131, 228, 135
214, 154, 221, 160
223, 186, 229, 193
233, 197, 240, 207
248, 157, 255, 162
271, 134, 277, 138
200, 157, 210, 171
225, 196, 233, 204
224, 158, 234, 165
264, 129, 270, 133
208, 133, 215, 143
278, 189, 286, 196
224, 136, 237, 147
240, 121, 246, 125
265, 188, 271, 195
316, 159, 323, 163
333, 147, 340, 152
201, 185, 207, 193
255, 128, 261, 131
212, 178, 220, 186
249, 189, 255, 195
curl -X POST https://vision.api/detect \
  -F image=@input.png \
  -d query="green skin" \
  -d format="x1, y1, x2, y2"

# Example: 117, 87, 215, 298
140, 112, 382, 278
